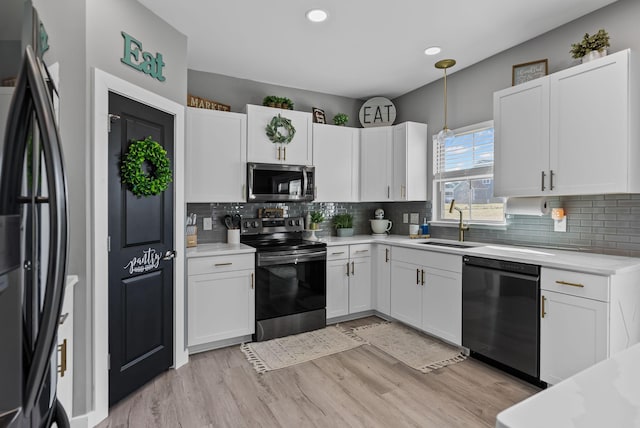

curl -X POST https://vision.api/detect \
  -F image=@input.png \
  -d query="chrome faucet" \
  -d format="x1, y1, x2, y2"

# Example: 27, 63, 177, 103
449, 199, 469, 242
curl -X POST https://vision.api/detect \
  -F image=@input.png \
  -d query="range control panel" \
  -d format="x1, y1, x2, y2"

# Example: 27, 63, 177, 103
241, 217, 305, 235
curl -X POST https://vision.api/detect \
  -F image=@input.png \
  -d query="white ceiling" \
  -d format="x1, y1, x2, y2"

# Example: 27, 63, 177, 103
138, 0, 617, 99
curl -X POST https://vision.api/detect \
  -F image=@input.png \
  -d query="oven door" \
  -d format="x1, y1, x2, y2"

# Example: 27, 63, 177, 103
255, 248, 326, 321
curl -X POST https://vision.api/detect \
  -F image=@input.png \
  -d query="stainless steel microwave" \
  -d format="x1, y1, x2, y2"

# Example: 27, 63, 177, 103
247, 163, 315, 202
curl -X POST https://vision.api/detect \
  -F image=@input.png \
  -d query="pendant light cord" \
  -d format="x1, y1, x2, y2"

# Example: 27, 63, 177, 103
443, 68, 448, 130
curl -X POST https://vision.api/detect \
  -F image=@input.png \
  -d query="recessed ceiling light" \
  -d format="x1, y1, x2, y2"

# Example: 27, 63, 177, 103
306, 9, 328, 23
424, 46, 442, 56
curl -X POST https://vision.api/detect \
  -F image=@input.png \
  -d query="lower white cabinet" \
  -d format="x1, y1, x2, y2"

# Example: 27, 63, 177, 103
187, 253, 255, 347
374, 245, 391, 315
57, 277, 75, 416
390, 247, 462, 345
326, 244, 372, 319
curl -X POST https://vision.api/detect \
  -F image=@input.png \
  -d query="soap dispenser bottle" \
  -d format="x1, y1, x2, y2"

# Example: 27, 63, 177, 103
421, 217, 429, 235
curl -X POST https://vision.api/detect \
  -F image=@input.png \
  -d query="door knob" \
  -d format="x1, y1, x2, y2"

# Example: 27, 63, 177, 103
162, 250, 177, 261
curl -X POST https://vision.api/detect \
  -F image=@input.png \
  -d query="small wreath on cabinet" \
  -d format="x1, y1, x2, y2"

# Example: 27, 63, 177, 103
265, 114, 296, 144
120, 135, 172, 197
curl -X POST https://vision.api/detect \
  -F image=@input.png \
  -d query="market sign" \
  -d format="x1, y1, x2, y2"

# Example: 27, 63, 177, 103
121, 31, 166, 82
359, 96, 396, 128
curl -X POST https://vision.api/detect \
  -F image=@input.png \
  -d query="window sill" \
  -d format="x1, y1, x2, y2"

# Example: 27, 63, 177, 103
429, 221, 508, 231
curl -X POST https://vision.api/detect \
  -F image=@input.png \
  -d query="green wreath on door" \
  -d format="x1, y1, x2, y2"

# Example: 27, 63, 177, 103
120, 136, 172, 197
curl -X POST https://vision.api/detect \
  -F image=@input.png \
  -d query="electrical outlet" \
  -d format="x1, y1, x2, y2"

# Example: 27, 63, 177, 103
403, 213, 408, 223
410, 213, 419, 224
203, 217, 212, 230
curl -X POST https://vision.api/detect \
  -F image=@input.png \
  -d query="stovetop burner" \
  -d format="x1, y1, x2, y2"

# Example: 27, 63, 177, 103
240, 216, 326, 252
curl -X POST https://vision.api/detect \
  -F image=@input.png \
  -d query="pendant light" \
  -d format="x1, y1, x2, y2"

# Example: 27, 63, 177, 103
434, 59, 456, 144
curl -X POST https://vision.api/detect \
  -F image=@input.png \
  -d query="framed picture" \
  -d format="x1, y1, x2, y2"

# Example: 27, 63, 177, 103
312, 107, 326, 124
512, 59, 548, 86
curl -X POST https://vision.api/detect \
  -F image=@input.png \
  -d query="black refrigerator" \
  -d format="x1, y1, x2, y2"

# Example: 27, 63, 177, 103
0, 7, 70, 428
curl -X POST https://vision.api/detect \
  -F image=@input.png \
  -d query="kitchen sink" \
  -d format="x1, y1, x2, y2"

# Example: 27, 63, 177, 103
420, 241, 475, 249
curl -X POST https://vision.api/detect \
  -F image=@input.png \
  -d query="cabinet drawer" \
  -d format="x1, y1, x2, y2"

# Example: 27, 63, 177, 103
541, 268, 609, 302
350, 244, 372, 259
327, 245, 349, 261
188, 253, 254, 276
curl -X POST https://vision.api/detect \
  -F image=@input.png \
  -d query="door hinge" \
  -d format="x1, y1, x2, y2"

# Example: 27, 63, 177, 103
108, 114, 121, 133
108, 235, 111, 252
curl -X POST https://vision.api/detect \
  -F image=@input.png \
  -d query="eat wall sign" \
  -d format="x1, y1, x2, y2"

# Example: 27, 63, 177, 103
121, 32, 166, 82
359, 97, 396, 128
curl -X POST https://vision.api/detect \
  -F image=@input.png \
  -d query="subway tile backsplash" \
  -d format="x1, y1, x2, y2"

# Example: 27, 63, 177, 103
188, 194, 640, 258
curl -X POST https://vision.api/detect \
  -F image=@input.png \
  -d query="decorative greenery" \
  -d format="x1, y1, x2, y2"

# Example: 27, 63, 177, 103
262, 95, 294, 110
332, 213, 353, 229
266, 114, 296, 144
310, 211, 325, 224
120, 136, 172, 197
570, 29, 610, 59
333, 113, 349, 126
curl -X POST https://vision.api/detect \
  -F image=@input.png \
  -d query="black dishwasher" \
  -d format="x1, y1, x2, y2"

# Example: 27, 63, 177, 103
462, 255, 541, 383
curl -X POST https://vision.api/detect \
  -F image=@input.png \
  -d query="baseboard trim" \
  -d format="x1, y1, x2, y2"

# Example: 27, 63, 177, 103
188, 335, 253, 355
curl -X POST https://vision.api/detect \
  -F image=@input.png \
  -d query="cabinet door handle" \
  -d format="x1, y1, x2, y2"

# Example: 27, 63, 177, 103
331, 251, 345, 255
346, 262, 350, 277
541, 170, 546, 191
215, 262, 233, 267
251, 273, 254, 289
351, 261, 355, 275
555, 280, 584, 288
277, 146, 281, 160
385, 248, 389, 263
550, 170, 555, 191
57, 339, 67, 377
283, 146, 286, 161
421, 269, 425, 286
416, 268, 420, 285
541, 295, 547, 318
355, 250, 368, 254
387, 185, 390, 199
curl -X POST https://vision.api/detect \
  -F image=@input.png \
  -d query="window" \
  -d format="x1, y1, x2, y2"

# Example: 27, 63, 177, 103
433, 120, 505, 224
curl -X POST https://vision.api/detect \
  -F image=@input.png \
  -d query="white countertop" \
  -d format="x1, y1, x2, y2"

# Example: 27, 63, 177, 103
187, 235, 640, 275
496, 342, 640, 428
186, 243, 256, 258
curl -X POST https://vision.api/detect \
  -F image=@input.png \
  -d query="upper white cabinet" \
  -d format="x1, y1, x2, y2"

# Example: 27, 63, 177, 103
246, 104, 312, 165
313, 124, 360, 202
360, 126, 393, 201
392, 122, 428, 201
494, 49, 640, 197
186, 107, 246, 202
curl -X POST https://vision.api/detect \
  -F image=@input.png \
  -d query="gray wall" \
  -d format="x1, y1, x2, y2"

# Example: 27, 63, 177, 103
0, 41, 21, 82
392, 0, 640, 257
34, 0, 188, 415
188, 69, 362, 127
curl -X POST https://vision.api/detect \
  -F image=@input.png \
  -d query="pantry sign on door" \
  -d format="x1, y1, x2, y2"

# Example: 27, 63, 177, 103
120, 31, 166, 82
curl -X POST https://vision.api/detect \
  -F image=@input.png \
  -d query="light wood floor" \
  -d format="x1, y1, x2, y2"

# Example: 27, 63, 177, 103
97, 317, 539, 428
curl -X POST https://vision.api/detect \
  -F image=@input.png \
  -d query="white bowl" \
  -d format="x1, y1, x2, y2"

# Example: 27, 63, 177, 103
370, 219, 392, 234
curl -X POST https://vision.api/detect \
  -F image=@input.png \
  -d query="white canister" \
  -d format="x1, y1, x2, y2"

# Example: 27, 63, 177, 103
227, 229, 240, 244
409, 224, 420, 235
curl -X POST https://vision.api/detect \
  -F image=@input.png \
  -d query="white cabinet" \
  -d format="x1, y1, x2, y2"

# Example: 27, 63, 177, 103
360, 126, 392, 201
374, 245, 391, 315
392, 122, 428, 201
326, 244, 372, 320
187, 253, 255, 348
540, 269, 609, 384
390, 247, 462, 345
246, 104, 312, 165
0, 87, 13, 158
494, 49, 640, 197
57, 277, 75, 417
313, 124, 360, 202
186, 107, 247, 202
494, 78, 550, 197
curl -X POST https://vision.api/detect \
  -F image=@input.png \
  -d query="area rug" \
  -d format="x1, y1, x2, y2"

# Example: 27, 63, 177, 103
241, 326, 366, 374
351, 322, 466, 373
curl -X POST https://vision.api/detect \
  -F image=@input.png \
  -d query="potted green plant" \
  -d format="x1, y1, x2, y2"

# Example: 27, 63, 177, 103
280, 97, 294, 110
570, 29, 610, 62
332, 213, 354, 237
310, 211, 324, 230
262, 95, 278, 108
333, 113, 349, 126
